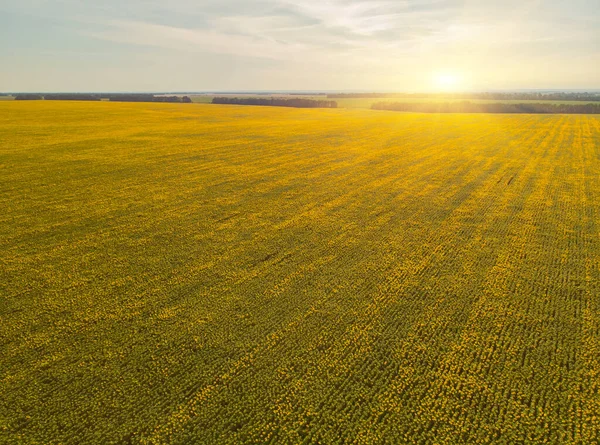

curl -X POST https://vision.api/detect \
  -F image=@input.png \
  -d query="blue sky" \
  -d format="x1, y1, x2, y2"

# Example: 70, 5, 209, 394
1, 0, 598, 91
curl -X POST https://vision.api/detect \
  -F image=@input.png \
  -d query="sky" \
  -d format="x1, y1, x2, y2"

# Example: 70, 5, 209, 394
1, 0, 598, 92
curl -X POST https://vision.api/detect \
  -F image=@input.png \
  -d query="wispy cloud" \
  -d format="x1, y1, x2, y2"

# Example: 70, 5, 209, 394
80, 0, 595, 61
86, 20, 311, 61
2, 0, 598, 90
81, 0, 459, 62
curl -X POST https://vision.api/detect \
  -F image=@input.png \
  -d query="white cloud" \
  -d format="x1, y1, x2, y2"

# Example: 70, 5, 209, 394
2, 0, 598, 90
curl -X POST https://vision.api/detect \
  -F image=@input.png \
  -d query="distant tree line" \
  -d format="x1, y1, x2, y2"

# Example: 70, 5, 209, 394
212, 97, 338, 108
14, 94, 45, 100
329, 92, 600, 101
154, 96, 192, 103
372, 101, 600, 114
45, 94, 101, 101
13, 94, 192, 103
210, 92, 327, 96
105, 94, 192, 103
104, 94, 152, 102
212, 92, 272, 96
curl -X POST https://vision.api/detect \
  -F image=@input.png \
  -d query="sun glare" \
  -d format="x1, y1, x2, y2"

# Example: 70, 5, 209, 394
433, 72, 462, 92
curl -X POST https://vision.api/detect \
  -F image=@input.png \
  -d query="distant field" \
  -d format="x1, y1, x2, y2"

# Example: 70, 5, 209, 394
189, 95, 214, 104
7, 94, 596, 107
333, 97, 600, 109
190, 94, 599, 109
1, 102, 600, 444
189, 95, 326, 105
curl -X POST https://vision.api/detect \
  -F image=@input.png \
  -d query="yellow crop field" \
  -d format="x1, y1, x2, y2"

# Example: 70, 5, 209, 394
1, 101, 599, 444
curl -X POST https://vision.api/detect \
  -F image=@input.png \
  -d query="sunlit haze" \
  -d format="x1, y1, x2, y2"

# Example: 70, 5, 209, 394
1, 0, 598, 92
432, 72, 463, 92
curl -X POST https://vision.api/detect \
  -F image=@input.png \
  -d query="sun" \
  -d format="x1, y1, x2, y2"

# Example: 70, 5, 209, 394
432, 72, 463, 92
